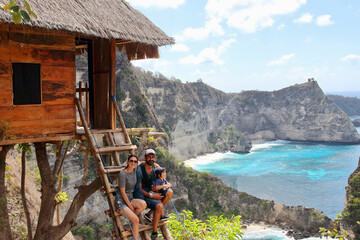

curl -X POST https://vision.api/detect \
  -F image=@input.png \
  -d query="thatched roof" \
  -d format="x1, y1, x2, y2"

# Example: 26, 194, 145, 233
0, 0, 174, 46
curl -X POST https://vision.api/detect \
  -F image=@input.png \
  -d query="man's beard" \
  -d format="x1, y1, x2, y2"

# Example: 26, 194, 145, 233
146, 159, 154, 166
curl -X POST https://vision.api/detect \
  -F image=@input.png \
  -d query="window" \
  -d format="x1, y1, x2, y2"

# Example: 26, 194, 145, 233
12, 63, 41, 105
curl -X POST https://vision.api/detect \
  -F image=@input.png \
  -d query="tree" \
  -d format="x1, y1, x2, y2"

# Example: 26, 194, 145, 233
0, 0, 37, 24
19, 143, 33, 240
0, 141, 103, 240
32, 142, 102, 240
0, 145, 14, 240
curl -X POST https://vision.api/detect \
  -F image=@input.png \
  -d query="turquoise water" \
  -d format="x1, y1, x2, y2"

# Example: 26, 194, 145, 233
188, 140, 360, 219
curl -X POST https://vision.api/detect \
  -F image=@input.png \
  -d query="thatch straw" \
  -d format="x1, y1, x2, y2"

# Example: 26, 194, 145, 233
0, 0, 174, 46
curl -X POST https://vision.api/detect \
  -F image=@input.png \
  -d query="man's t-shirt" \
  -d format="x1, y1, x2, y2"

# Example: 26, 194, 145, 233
136, 165, 155, 193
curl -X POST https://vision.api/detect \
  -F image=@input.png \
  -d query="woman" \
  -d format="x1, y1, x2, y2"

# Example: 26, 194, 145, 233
116, 154, 147, 239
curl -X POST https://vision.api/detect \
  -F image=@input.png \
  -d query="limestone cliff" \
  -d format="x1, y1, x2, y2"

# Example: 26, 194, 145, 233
219, 82, 360, 144
115, 57, 359, 160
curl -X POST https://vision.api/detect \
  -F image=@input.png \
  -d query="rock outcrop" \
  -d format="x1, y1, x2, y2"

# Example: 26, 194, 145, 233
342, 157, 360, 240
219, 82, 360, 144
353, 119, 360, 127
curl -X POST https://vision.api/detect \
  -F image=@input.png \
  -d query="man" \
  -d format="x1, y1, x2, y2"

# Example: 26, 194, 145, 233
137, 149, 173, 240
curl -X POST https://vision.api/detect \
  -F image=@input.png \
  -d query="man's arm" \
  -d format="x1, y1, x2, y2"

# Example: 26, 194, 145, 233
138, 161, 160, 168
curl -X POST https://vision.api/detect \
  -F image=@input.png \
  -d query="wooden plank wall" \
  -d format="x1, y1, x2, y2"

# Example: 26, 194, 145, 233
0, 24, 76, 137
93, 38, 116, 129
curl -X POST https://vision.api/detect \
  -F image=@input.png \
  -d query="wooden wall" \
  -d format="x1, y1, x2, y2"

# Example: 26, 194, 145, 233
93, 38, 116, 129
0, 24, 76, 138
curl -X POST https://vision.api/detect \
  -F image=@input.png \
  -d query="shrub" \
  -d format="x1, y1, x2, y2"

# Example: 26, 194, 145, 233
167, 210, 243, 240
71, 225, 96, 240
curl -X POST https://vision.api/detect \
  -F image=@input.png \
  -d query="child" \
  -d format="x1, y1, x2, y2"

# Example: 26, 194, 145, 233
153, 167, 171, 197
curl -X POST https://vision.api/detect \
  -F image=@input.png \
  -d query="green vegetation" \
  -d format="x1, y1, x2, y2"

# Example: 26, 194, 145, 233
71, 222, 114, 239
320, 214, 349, 240
54, 191, 71, 206
208, 125, 244, 152
167, 210, 243, 240
342, 170, 360, 238
71, 225, 97, 240
0, 120, 12, 141
1, 0, 37, 24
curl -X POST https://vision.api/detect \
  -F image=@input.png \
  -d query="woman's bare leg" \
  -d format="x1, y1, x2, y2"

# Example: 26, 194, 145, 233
123, 206, 140, 239
131, 199, 147, 215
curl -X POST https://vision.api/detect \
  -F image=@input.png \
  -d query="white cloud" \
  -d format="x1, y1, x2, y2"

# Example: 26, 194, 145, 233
315, 14, 334, 26
293, 13, 313, 23
131, 59, 171, 74
179, 38, 236, 65
341, 54, 360, 63
175, 17, 224, 41
267, 53, 295, 66
205, 0, 307, 33
277, 23, 285, 30
170, 43, 189, 52
126, 0, 185, 8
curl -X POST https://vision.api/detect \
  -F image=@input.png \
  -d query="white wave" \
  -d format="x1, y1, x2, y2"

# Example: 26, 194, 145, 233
350, 115, 360, 120
243, 227, 321, 240
250, 140, 289, 152
183, 152, 233, 167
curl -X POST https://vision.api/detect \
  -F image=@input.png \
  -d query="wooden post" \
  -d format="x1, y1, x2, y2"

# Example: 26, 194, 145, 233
85, 82, 90, 125
112, 98, 132, 144
82, 149, 89, 185
110, 39, 116, 129
160, 225, 174, 240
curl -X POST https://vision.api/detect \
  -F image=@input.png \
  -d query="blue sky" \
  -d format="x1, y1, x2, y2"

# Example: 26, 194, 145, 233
127, 0, 360, 94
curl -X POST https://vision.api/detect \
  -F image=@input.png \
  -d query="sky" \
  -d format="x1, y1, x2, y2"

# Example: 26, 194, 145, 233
126, 0, 360, 94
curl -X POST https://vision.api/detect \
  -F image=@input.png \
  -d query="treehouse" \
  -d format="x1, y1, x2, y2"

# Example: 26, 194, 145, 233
0, 1, 174, 239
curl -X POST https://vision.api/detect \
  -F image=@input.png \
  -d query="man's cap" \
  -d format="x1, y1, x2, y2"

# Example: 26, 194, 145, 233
145, 149, 156, 156
155, 167, 165, 176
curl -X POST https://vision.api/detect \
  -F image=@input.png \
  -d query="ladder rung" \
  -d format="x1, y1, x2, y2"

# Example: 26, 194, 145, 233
121, 221, 170, 238
95, 145, 137, 153
100, 186, 118, 193
101, 167, 123, 174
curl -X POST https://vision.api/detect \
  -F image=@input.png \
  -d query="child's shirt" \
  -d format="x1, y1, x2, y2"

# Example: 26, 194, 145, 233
153, 178, 168, 191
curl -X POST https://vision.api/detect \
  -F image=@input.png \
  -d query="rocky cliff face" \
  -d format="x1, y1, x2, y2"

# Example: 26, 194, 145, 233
116, 58, 359, 160
220, 82, 360, 144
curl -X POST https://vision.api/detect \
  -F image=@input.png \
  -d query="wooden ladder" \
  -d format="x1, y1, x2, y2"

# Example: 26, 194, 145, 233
75, 98, 172, 240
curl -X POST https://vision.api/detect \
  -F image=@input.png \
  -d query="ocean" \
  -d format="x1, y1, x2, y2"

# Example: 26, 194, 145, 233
185, 119, 360, 240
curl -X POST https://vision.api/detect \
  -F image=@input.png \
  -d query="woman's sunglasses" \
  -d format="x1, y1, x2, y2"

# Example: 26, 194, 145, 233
129, 160, 138, 163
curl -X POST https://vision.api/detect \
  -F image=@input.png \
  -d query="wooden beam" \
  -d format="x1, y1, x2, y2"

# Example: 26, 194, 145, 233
95, 145, 137, 154
75, 127, 165, 137
0, 133, 79, 145
110, 39, 116, 129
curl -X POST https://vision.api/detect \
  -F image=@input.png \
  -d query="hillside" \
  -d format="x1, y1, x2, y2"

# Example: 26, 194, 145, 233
327, 94, 360, 116
115, 53, 359, 160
